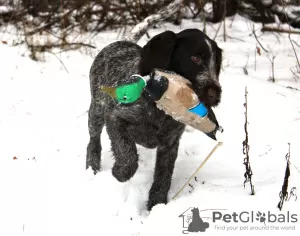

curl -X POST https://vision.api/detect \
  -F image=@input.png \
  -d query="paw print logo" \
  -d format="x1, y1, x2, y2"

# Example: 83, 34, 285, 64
256, 211, 266, 225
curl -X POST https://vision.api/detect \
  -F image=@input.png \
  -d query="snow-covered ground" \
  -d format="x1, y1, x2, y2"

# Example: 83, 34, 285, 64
0, 15, 300, 236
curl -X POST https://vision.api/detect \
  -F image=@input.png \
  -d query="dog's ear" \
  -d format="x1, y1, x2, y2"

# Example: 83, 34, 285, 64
139, 31, 177, 76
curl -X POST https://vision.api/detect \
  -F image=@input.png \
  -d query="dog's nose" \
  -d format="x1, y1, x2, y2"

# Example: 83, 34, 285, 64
206, 87, 220, 107
207, 88, 216, 105
192, 77, 221, 108
207, 88, 216, 99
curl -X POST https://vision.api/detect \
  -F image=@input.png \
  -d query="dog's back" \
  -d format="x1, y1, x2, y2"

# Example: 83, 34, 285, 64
88, 40, 171, 148
89, 41, 142, 98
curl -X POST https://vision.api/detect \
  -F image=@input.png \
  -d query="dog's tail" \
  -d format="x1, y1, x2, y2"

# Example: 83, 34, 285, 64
123, 0, 183, 43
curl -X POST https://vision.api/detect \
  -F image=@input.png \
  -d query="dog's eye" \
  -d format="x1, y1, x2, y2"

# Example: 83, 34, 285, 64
191, 56, 202, 65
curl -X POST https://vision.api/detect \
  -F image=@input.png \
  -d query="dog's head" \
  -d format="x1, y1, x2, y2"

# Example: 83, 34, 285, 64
139, 29, 222, 107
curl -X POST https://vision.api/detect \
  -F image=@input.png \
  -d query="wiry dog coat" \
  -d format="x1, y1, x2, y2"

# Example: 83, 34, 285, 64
87, 29, 222, 210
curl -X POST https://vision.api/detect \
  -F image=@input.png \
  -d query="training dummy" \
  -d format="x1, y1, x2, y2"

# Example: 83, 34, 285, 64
101, 69, 223, 140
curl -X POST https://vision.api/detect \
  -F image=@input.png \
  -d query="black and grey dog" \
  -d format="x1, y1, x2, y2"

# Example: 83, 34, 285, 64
86, 29, 222, 211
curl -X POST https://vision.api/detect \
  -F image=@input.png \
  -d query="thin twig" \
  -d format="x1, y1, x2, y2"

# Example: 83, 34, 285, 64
252, 25, 269, 53
213, 2, 227, 41
48, 52, 69, 73
226, 36, 245, 42
286, 86, 300, 91
77, 110, 88, 118
259, 146, 272, 157
261, 27, 300, 35
267, 53, 278, 82
26, 8, 76, 36
216, 35, 245, 42
213, 21, 223, 40
280, 0, 300, 70
290, 67, 300, 81
202, 2, 206, 34
229, 14, 236, 28
289, 34, 300, 69
254, 44, 257, 71
288, 187, 297, 201
172, 142, 223, 200
29, 42, 96, 51
243, 52, 250, 75
223, 0, 226, 42
292, 40, 300, 48
243, 87, 255, 195
277, 143, 291, 211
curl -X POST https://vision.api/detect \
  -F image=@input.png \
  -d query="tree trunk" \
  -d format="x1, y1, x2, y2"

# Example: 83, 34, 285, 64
212, 0, 238, 23
226, 0, 238, 17
22, 0, 60, 13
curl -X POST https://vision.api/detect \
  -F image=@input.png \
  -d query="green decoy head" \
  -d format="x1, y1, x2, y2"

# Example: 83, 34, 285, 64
100, 75, 146, 104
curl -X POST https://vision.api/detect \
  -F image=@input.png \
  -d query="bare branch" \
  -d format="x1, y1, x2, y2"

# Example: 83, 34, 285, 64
243, 87, 255, 195
278, 143, 291, 211
123, 0, 183, 43
48, 52, 69, 73
261, 27, 300, 35
252, 25, 269, 53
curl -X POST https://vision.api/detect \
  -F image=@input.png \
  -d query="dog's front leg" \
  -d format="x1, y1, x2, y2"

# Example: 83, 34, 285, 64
147, 122, 185, 211
106, 116, 139, 182
147, 139, 180, 211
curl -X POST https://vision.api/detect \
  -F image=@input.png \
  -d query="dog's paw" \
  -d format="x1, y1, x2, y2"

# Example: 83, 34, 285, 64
86, 156, 101, 175
112, 162, 138, 182
86, 141, 101, 174
147, 191, 167, 211
195, 80, 222, 107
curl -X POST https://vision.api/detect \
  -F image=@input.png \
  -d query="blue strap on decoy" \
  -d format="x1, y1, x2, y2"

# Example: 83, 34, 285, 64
189, 102, 208, 117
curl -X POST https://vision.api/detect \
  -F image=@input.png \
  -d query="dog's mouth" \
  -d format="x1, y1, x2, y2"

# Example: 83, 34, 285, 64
191, 77, 222, 108
187, 78, 223, 140
205, 106, 222, 140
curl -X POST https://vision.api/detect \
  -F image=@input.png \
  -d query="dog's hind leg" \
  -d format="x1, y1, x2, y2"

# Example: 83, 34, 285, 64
106, 114, 139, 182
86, 101, 104, 174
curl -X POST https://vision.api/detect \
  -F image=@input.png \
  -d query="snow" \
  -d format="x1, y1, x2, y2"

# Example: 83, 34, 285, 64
0, 15, 300, 236
262, 0, 272, 6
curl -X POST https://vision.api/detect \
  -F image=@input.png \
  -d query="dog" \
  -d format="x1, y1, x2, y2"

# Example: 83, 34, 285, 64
86, 29, 222, 211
